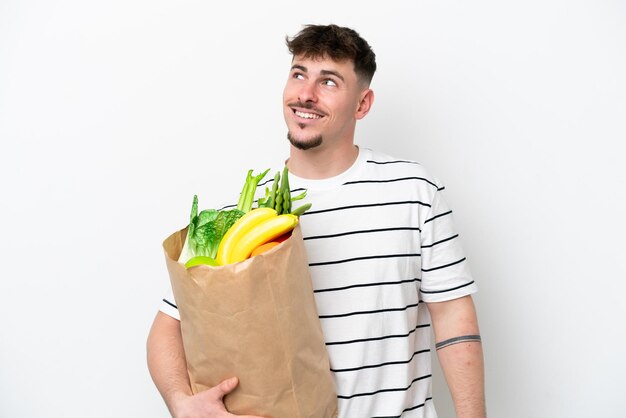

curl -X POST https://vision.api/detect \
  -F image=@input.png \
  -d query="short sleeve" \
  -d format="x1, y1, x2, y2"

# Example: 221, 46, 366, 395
159, 285, 180, 320
419, 187, 478, 302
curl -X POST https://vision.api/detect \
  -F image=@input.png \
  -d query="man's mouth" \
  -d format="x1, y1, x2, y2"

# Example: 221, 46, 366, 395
294, 110, 323, 120
288, 102, 326, 121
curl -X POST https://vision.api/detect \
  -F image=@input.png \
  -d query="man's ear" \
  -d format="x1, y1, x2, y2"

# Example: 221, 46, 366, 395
355, 88, 375, 120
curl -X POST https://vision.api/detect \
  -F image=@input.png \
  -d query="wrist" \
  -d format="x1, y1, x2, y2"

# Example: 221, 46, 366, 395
166, 389, 193, 417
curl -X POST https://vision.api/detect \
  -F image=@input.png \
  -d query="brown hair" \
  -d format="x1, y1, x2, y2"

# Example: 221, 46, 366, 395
286, 24, 377, 85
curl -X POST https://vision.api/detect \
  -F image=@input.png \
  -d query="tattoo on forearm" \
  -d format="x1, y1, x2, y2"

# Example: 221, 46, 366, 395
435, 334, 482, 350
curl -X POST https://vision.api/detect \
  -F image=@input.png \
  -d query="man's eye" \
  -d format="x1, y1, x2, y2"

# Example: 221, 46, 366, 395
293, 73, 304, 80
323, 79, 337, 87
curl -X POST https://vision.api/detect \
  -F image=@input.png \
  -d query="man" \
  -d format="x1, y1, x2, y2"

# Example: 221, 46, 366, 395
148, 24, 486, 418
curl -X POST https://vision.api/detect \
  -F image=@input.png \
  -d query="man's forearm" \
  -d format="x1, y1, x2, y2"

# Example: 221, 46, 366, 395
147, 311, 193, 414
428, 296, 486, 418
436, 335, 486, 417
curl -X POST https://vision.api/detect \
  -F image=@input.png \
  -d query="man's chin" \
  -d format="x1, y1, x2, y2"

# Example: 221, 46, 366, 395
287, 132, 323, 151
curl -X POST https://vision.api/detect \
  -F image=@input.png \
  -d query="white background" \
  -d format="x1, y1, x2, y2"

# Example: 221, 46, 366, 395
1, 1, 625, 417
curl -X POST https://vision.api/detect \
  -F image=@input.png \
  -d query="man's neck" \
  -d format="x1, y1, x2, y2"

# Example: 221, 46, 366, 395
286, 142, 359, 180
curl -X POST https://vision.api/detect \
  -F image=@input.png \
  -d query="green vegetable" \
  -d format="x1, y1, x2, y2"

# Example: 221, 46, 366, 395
237, 168, 270, 212
291, 190, 307, 202
280, 166, 291, 214
291, 202, 312, 216
185, 255, 219, 268
257, 186, 271, 208
269, 171, 280, 209
183, 195, 244, 261
275, 189, 284, 214
257, 167, 311, 216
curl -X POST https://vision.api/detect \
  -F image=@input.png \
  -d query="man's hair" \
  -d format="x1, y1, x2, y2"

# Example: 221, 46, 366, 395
286, 24, 377, 85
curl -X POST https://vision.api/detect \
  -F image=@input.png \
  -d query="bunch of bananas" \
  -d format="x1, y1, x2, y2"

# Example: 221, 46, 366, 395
216, 208, 298, 265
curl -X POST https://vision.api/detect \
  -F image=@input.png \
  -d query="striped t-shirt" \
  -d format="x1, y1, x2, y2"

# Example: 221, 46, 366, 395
160, 147, 477, 418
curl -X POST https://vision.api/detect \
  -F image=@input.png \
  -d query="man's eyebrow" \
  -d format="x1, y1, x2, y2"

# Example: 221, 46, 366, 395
320, 69, 345, 82
290, 65, 345, 82
291, 64, 307, 72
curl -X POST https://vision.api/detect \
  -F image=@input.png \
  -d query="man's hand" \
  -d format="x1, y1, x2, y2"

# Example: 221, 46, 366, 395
170, 377, 266, 418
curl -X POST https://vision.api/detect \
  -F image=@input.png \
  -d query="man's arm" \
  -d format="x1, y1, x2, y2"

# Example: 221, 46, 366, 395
146, 311, 265, 418
147, 311, 194, 414
427, 295, 486, 418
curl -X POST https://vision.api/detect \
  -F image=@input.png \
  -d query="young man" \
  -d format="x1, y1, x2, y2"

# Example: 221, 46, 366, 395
148, 24, 486, 418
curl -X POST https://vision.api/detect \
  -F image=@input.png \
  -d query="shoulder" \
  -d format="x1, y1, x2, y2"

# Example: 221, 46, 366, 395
360, 148, 444, 191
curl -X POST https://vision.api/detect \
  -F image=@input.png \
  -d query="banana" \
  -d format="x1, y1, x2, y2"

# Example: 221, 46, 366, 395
228, 214, 298, 264
216, 207, 277, 265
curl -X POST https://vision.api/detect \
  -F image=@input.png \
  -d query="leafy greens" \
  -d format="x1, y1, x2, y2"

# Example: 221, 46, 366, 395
185, 195, 244, 260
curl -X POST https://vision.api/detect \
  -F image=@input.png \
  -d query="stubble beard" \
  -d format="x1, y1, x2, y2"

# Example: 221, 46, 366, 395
287, 129, 323, 151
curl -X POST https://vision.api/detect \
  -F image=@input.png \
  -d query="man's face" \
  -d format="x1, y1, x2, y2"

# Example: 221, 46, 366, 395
283, 55, 367, 151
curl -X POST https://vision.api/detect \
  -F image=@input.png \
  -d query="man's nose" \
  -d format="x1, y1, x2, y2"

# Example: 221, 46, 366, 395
298, 81, 318, 103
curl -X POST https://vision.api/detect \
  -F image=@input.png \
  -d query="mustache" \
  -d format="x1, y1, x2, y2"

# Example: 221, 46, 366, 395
288, 102, 327, 116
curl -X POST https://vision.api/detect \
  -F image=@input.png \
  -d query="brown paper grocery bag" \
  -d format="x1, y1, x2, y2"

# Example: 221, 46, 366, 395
163, 224, 338, 418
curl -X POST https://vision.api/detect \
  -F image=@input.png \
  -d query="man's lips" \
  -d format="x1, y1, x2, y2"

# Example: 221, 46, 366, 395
294, 109, 323, 120
288, 102, 326, 120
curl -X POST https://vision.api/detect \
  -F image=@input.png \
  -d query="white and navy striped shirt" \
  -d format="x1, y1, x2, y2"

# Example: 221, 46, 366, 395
161, 147, 477, 418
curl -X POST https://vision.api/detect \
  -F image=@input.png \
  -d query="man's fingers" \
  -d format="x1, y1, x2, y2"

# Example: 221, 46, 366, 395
203, 377, 267, 418
207, 376, 239, 401
220, 376, 239, 394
